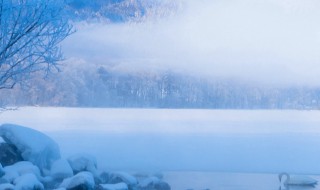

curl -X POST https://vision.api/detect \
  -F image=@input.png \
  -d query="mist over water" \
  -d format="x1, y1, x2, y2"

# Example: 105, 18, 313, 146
63, 0, 320, 87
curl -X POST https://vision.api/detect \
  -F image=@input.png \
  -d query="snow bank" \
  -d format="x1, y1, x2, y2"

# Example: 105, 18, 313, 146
0, 124, 60, 170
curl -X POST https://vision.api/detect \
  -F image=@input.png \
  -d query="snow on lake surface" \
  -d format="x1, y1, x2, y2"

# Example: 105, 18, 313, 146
1, 107, 320, 189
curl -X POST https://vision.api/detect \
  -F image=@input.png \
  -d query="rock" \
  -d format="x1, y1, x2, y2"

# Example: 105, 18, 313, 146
139, 176, 160, 189
97, 182, 128, 190
0, 183, 14, 190
154, 181, 170, 190
99, 171, 111, 184
51, 159, 73, 180
0, 124, 60, 171
14, 173, 44, 190
0, 142, 23, 166
138, 176, 171, 190
59, 171, 95, 190
109, 172, 138, 190
2, 161, 41, 183
109, 172, 137, 185
67, 154, 97, 176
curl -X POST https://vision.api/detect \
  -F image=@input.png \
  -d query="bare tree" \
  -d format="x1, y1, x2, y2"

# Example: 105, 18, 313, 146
0, 0, 73, 89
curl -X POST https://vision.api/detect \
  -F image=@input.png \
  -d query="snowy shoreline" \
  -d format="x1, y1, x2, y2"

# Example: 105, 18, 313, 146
1, 107, 320, 188
0, 124, 171, 190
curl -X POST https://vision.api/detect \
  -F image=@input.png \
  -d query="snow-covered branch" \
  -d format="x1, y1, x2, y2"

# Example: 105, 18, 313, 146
0, 0, 73, 89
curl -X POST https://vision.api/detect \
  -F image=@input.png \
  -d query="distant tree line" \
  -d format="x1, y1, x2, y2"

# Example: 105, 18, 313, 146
1, 61, 320, 109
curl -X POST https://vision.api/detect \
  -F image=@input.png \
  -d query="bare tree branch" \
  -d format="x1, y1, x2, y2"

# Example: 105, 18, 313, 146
0, 0, 73, 90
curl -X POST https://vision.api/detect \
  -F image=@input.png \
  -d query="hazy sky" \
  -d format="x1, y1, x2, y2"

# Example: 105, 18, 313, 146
63, 0, 320, 86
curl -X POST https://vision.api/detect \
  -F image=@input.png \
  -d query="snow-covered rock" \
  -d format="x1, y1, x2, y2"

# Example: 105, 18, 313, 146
138, 176, 171, 190
50, 159, 73, 180
14, 173, 44, 190
108, 172, 138, 190
154, 181, 170, 190
2, 161, 41, 183
0, 142, 23, 166
139, 176, 160, 188
59, 171, 95, 190
67, 154, 97, 176
0, 183, 14, 190
98, 182, 128, 190
99, 171, 111, 184
0, 124, 60, 170
109, 172, 138, 186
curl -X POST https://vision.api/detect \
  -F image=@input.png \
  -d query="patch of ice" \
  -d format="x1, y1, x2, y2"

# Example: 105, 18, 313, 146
98, 182, 128, 190
14, 173, 44, 190
0, 124, 60, 170
59, 171, 94, 189
50, 159, 73, 180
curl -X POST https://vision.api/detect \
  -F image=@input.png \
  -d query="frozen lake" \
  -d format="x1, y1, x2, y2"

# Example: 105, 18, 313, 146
1, 107, 320, 189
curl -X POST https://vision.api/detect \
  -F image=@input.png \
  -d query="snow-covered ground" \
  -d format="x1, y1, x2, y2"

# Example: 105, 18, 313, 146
1, 107, 320, 188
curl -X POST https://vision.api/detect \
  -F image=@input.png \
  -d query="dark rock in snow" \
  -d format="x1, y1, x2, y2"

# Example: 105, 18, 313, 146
0, 142, 23, 166
0, 124, 61, 171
